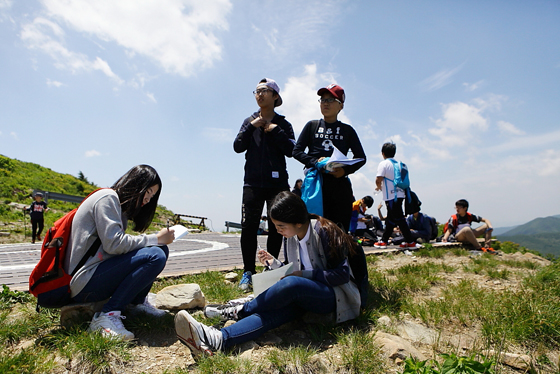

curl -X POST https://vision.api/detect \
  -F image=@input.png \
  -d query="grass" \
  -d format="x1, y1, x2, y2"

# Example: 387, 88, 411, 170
0, 244, 558, 373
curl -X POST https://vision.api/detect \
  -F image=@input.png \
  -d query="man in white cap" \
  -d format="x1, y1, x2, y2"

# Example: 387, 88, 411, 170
233, 78, 295, 291
293, 84, 366, 232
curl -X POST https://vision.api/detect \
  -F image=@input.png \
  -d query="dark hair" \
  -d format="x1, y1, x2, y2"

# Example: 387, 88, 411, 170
382, 142, 396, 158
111, 165, 162, 232
293, 179, 303, 189
455, 199, 469, 210
363, 196, 373, 208
270, 191, 356, 260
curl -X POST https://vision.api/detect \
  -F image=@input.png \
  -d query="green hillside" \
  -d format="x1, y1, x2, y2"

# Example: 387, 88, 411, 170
498, 233, 560, 257
0, 154, 177, 242
500, 216, 560, 236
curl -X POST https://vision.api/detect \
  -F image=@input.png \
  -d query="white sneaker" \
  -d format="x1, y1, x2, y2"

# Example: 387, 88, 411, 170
204, 304, 243, 321
88, 311, 135, 340
226, 294, 254, 306
128, 297, 168, 317
175, 310, 222, 356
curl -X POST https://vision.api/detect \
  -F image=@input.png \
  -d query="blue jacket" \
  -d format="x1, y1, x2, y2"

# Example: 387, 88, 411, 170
406, 212, 431, 240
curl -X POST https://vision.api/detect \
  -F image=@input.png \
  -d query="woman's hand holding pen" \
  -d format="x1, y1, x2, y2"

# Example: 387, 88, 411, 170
257, 248, 274, 266
157, 227, 175, 245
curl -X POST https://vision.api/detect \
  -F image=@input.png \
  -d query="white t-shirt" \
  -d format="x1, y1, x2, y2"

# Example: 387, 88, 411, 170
377, 158, 405, 201
357, 213, 367, 230
297, 224, 313, 270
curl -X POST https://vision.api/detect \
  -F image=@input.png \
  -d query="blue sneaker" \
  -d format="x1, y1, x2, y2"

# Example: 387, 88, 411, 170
239, 271, 252, 291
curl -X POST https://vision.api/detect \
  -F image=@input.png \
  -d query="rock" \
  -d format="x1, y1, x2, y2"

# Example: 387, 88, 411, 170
256, 332, 282, 346
60, 299, 107, 328
488, 350, 533, 370
373, 331, 427, 361
395, 320, 439, 345
155, 284, 205, 310
224, 272, 239, 282
377, 315, 392, 327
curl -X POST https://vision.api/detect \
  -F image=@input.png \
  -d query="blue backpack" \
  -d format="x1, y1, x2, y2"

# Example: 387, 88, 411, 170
386, 159, 411, 201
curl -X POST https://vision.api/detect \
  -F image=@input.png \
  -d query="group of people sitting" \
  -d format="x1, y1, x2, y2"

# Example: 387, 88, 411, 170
349, 194, 495, 253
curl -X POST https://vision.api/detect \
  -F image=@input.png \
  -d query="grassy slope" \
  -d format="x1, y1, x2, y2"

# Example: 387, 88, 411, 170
0, 154, 176, 234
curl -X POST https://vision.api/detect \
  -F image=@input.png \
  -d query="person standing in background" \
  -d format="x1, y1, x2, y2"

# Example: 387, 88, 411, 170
233, 78, 295, 291
28, 192, 49, 243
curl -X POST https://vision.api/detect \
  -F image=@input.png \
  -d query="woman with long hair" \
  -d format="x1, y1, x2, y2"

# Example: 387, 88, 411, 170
66, 165, 175, 340
175, 191, 361, 356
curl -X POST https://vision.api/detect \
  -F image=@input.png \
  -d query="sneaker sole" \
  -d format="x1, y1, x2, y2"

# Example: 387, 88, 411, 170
88, 324, 135, 341
175, 311, 213, 356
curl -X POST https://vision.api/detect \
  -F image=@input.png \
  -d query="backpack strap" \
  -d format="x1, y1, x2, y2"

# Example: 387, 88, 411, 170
70, 237, 101, 276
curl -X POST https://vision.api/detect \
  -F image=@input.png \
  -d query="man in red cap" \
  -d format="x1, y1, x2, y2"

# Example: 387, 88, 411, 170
233, 78, 295, 291
293, 84, 366, 232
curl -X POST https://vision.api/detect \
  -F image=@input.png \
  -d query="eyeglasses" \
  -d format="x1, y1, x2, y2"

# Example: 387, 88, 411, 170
253, 89, 272, 96
318, 98, 342, 104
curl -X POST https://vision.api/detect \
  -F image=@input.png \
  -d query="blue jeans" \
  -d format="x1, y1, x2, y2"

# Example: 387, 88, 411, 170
221, 275, 336, 349
72, 245, 169, 313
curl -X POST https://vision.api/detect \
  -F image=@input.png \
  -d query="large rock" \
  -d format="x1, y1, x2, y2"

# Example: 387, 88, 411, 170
373, 331, 427, 361
155, 284, 205, 310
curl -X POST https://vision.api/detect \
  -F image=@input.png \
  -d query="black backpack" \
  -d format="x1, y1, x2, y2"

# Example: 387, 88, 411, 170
424, 215, 438, 241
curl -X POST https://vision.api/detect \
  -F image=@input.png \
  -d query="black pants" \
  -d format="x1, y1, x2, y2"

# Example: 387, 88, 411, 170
321, 174, 353, 233
241, 187, 286, 274
355, 228, 378, 241
381, 198, 412, 243
31, 218, 44, 242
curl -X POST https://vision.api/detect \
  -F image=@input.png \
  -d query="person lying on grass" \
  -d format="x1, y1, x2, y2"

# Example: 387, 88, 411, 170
175, 191, 361, 356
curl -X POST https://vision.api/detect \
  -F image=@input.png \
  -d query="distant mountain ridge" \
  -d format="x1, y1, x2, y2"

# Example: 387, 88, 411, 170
497, 215, 560, 257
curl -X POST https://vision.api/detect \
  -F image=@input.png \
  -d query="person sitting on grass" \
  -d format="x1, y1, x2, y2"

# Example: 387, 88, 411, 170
174, 191, 361, 356
442, 199, 495, 253
66, 165, 175, 340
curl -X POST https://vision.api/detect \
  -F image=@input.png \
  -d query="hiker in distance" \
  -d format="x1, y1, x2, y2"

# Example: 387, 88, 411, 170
175, 191, 361, 356
66, 165, 175, 340
374, 142, 416, 249
233, 78, 295, 292
293, 84, 366, 232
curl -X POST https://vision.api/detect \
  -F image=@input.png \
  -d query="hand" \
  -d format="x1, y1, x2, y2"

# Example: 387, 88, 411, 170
156, 227, 175, 245
282, 270, 303, 279
250, 116, 268, 128
263, 123, 277, 132
442, 237, 448, 243
257, 249, 274, 265
330, 167, 345, 178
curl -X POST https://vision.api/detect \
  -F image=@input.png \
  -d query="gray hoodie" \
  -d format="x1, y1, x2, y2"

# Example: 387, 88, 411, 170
64, 189, 158, 297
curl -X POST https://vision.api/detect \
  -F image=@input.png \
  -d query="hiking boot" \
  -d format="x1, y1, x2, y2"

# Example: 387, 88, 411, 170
175, 310, 222, 356
127, 297, 168, 317
239, 271, 252, 291
88, 311, 134, 340
204, 304, 243, 321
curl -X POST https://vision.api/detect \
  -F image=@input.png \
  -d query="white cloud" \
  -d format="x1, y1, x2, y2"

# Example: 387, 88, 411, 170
280, 64, 350, 135
40, 0, 232, 77
463, 80, 484, 92
491, 129, 560, 154
21, 17, 123, 83
497, 120, 525, 136
46, 78, 63, 87
0, 0, 12, 9
248, 0, 342, 60
10, 131, 18, 140
145, 92, 156, 103
85, 149, 101, 157
420, 63, 464, 92
428, 101, 487, 147
355, 119, 379, 141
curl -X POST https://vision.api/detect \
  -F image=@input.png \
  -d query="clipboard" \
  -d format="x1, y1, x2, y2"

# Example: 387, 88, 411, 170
252, 263, 294, 296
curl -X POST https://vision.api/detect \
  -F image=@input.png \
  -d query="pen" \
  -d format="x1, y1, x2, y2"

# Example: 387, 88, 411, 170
259, 244, 270, 267
167, 219, 170, 231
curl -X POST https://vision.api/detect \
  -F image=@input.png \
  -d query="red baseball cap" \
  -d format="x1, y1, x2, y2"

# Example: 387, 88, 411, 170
317, 84, 345, 103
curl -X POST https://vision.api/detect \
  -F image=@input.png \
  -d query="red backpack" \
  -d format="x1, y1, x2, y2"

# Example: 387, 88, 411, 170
29, 189, 102, 308
443, 213, 474, 235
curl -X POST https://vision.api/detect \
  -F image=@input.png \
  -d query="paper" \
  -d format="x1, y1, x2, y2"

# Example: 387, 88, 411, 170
169, 224, 189, 241
325, 146, 365, 171
252, 262, 294, 296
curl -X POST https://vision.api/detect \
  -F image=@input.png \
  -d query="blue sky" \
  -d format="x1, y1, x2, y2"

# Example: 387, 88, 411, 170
1, 0, 559, 231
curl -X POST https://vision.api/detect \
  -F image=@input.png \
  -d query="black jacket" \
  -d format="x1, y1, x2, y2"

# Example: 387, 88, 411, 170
233, 111, 295, 188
